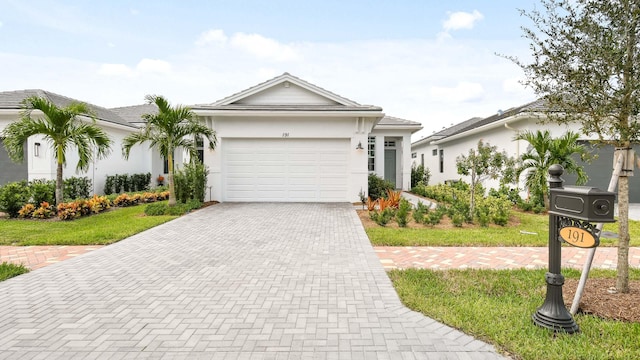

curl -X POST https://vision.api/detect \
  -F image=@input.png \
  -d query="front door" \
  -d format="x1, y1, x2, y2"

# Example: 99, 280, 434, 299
384, 149, 396, 188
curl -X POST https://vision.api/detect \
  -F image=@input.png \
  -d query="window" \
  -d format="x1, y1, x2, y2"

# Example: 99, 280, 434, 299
411, 152, 417, 159
432, 149, 438, 156
384, 140, 396, 147
439, 149, 444, 173
195, 136, 204, 164
421, 153, 424, 166
368, 137, 375, 172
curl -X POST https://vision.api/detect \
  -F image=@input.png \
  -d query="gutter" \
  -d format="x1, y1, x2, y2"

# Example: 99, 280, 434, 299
431, 112, 541, 145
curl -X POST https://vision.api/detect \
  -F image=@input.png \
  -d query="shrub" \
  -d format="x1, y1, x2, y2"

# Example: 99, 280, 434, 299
87, 195, 111, 214
481, 195, 512, 226
412, 201, 429, 225
29, 179, 55, 205
386, 189, 402, 209
57, 201, 81, 220
370, 208, 394, 226
368, 174, 394, 200
411, 164, 431, 188
452, 213, 465, 227
63, 177, 91, 200
0, 181, 30, 218
395, 198, 411, 227
32, 202, 55, 219
145, 202, 168, 216
104, 175, 116, 195
113, 194, 135, 207
174, 163, 209, 203
18, 203, 36, 218
366, 197, 377, 211
474, 202, 491, 227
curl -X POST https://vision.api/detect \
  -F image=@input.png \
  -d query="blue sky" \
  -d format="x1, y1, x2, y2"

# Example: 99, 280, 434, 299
0, 0, 540, 139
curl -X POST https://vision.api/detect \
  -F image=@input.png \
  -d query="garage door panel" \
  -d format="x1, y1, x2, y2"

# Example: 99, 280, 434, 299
223, 138, 349, 202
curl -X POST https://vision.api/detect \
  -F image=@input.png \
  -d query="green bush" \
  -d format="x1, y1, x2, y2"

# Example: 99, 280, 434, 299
63, 176, 91, 200
370, 208, 394, 226
395, 199, 411, 227
412, 201, 429, 225
368, 173, 394, 200
104, 175, 115, 195
0, 181, 31, 218
29, 179, 55, 205
144, 202, 169, 216
410, 164, 431, 188
174, 163, 209, 203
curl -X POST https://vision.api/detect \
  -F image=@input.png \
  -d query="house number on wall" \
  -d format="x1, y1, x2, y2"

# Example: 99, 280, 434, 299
282, 133, 290, 138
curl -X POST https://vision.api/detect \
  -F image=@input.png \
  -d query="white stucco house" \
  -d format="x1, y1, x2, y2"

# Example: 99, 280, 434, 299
411, 99, 640, 202
0, 73, 422, 203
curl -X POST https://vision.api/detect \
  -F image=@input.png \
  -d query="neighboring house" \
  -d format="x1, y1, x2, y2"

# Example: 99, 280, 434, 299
0, 90, 156, 194
411, 99, 640, 202
1, 73, 421, 202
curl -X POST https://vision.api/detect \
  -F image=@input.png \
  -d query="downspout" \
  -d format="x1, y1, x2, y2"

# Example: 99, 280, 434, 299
504, 122, 520, 158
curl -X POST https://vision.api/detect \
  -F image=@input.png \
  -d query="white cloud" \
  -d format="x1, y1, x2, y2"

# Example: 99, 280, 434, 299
229, 32, 300, 62
107, 42, 116, 48
195, 29, 228, 46
97, 63, 135, 77
136, 58, 172, 73
443, 10, 484, 31
130, 8, 139, 15
0, 21, 3, 27
429, 82, 485, 103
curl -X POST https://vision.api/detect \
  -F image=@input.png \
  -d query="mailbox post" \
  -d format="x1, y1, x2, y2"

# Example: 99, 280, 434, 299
532, 164, 615, 333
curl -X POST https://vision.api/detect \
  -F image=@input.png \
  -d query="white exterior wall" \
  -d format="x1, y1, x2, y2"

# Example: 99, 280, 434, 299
202, 115, 373, 202
413, 115, 583, 192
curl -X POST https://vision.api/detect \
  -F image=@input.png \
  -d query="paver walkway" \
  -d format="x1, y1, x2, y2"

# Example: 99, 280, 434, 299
0, 203, 503, 359
376, 246, 640, 271
0, 245, 104, 270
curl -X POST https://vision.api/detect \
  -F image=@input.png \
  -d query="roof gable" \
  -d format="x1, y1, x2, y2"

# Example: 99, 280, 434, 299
210, 73, 361, 107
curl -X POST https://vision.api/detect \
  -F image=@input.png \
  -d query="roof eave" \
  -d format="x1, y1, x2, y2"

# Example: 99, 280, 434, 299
193, 109, 384, 118
432, 112, 540, 145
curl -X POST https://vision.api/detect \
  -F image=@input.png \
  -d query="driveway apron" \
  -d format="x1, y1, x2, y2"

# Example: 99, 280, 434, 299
0, 203, 504, 359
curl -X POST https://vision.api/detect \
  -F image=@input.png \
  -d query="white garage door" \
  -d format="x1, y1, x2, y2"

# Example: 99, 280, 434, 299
223, 138, 350, 202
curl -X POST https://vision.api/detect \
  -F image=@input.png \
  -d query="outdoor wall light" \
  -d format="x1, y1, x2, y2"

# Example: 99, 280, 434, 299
356, 141, 364, 150
34, 142, 40, 157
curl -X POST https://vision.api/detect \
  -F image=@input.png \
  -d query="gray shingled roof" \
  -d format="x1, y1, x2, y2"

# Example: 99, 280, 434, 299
110, 104, 158, 124
0, 89, 135, 128
377, 115, 422, 127
445, 99, 546, 138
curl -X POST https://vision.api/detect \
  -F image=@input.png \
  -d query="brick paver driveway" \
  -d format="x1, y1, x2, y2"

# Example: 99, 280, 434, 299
0, 203, 504, 359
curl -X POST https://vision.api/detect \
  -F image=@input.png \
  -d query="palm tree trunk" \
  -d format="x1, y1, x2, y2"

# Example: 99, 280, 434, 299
167, 152, 176, 206
55, 153, 64, 205
616, 175, 630, 293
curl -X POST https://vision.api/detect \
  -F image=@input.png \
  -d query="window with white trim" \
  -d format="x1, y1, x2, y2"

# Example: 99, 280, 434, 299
368, 137, 375, 172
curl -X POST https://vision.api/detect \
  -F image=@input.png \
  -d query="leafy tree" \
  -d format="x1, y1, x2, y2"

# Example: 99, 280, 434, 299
456, 140, 516, 220
507, 0, 640, 292
515, 130, 589, 207
122, 95, 216, 206
1, 96, 112, 205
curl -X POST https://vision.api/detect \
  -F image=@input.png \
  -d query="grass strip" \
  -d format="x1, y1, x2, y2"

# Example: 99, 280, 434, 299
0, 262, 29, 281
0, 204, 178, 246
367, 211, 640, 247
389, 268, 640, 360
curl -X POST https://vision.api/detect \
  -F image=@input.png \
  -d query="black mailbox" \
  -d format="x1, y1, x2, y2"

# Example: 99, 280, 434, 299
549, 186, 616, 223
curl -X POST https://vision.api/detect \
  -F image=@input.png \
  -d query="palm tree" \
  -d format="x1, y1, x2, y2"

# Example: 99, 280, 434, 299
2, 96, 112, 205
515, 130, 589, 207
122, 95, 216, 206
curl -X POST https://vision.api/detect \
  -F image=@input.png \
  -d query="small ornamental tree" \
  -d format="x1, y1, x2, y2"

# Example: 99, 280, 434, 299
505, 0, 640, 292
456, 140, 516, 220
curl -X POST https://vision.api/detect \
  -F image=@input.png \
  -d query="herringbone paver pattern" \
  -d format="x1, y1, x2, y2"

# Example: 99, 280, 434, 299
0, 203, 504, 359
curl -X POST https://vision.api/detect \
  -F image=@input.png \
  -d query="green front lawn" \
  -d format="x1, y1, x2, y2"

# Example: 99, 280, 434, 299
366, 211, 640, 247
390, 268, 640, 360
0, 204, 178, 246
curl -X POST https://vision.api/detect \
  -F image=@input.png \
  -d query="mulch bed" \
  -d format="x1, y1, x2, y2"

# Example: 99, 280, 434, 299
564, 278, 640, 323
